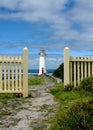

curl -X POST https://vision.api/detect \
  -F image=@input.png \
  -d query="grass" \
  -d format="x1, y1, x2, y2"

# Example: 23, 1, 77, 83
28, 75, 45, 85
50, 82, 93, 130
0, 93, 16, 104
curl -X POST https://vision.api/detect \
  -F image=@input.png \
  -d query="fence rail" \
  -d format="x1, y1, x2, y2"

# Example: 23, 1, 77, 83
0, 48, 28, 97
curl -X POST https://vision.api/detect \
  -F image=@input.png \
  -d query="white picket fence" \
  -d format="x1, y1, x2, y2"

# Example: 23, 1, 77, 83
0, 48, 28, 97
64, 47, 93, 87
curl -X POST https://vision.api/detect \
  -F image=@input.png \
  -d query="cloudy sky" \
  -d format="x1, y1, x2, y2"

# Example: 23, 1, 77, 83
0, 0, 93, 69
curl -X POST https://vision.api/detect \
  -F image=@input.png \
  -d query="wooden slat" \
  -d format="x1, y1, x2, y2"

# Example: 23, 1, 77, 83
15, 62, 18, 91
77, 62, 80, 85
8, 57, 10, 90
12, 61, 14, 91
74, 62, 76, 87
85, 62, 87, 78
81, 62, 83, 81
88, 62, 90, 77
4, 56, 6, 90
70, 62, 72, 85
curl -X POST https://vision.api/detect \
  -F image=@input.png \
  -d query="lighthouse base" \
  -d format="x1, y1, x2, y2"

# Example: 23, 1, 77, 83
38, 68, 46, 75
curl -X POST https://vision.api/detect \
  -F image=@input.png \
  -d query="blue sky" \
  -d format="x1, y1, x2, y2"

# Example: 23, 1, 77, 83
0, 0, 93, 69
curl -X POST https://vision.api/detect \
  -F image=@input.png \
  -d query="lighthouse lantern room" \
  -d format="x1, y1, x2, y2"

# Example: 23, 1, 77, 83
39, 48, 46, 75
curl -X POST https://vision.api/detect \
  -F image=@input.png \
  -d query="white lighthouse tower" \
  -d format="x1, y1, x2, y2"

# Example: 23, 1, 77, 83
39, 48, 46, 75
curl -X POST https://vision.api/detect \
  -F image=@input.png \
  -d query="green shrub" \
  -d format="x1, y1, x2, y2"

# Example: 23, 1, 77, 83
64, 84, 74, 91
80, 77, 93, 92
53, 63, 64, 81
51, 98, 93, 130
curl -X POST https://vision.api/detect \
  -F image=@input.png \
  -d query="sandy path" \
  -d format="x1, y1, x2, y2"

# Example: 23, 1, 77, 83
0, 76, 59, 130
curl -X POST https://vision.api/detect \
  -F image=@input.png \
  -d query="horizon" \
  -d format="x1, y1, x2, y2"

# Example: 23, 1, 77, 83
0, 0, 93, 69
28, 68, 55, 75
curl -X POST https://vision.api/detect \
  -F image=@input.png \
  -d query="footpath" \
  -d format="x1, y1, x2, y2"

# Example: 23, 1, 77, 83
0, 75, 59, 130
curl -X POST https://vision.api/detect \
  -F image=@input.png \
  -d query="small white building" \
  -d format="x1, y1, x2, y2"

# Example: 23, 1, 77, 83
39, 48, 46, 75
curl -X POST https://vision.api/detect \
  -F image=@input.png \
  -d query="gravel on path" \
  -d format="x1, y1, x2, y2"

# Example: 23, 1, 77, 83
0, 75, 59, 130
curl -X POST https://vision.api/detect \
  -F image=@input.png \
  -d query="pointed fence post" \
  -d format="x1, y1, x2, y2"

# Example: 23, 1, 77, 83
23, 47, 28, 97
64, 47, 70, 86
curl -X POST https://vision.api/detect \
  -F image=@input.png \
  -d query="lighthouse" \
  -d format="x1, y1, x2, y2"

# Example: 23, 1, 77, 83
39, 48, 46, 75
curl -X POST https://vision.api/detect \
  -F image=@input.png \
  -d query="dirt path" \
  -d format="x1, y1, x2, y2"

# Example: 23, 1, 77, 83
0, 76, 59, 130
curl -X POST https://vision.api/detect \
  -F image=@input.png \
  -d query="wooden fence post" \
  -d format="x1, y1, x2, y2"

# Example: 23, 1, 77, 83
23, 47, 28, 97
64, 47, 70, 86
0, 56, 2, 91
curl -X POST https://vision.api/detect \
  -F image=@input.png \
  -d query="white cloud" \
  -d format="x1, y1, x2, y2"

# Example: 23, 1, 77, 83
0, 0, 19, 9
0, 0, 68, 21
0, 0, 93, 63
46, 58, 57, 61
69, 0, 93, 24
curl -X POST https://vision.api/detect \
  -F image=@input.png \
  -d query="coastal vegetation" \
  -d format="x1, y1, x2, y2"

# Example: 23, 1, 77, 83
50, 77, 93, 130
53, 63, 64, 81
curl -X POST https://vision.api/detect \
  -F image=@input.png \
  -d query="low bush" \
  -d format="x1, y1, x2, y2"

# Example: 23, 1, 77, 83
80, 77, 93, 92
51, 98, 93, 130
53, 63, 64, 81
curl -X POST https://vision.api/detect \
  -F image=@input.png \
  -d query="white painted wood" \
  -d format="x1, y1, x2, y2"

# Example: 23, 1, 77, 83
23, 47, 28, 97
8, 61, 10, 90
70, 57, 93, 62
74, 62, 76, 87
11, 57, 14, 91
0, 56, 2, 91
70, 62, 72, 85
88, 62, 90, 77
64, 48, 93, 87
15, 56, 19, 91
4, 56, 6, 91
81, 61, 83, 81
64, 47, 70, 86
77, 61, 80, 85
0, 49, 28, 97
19, 63, 22, 91
85, 62, 87, 78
